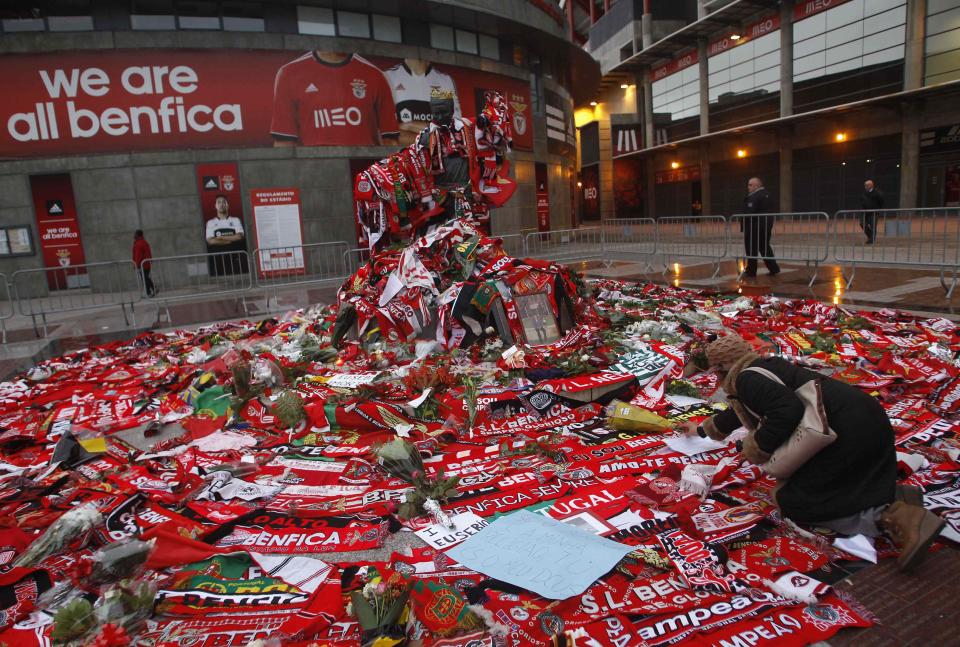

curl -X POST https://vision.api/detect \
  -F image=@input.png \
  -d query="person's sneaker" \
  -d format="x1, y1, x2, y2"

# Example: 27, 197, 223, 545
880, 501, 946, 572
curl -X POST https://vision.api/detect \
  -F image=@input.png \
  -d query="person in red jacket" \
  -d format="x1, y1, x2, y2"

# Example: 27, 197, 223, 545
133, 230, 156, 297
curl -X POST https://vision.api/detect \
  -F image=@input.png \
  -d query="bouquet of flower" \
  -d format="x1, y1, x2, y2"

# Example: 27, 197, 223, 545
349, 568, 410, 647
375, 437, 459, 527
15, 502, 103, 568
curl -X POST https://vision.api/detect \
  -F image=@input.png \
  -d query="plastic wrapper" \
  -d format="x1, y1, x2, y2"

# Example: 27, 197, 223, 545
605, 399, 673, 433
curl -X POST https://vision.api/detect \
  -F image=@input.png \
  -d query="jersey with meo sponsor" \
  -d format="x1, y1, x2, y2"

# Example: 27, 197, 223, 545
383, 62, 461, 124
271, 52, 399, 146
206, 216, 244, 239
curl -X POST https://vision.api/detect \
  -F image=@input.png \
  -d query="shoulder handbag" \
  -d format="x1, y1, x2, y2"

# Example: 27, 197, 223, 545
739, 366, 838, 479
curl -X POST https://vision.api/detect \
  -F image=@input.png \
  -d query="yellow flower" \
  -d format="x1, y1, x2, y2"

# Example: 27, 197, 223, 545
371, 638, 403, 647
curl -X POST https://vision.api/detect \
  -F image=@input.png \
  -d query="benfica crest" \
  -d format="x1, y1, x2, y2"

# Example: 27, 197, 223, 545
510, 96, 527, 135
351, 78, 367, 99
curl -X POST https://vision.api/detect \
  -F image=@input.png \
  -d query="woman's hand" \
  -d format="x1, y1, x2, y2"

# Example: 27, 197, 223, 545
677, 420, 701, 436
740, 434, 772, 465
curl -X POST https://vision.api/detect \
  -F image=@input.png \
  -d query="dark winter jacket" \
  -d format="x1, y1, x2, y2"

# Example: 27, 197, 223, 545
743, 188, 773, 214
860, 189, 885, 211
712, 356, 897, 523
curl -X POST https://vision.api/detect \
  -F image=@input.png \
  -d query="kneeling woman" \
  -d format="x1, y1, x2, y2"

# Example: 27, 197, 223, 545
690, 334, 944, 571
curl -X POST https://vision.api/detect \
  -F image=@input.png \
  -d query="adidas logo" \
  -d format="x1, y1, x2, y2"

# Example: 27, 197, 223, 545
395, 84, 405, 91
47, 201, 63, 214
306, 83, 318, 93
204, 178, 218, 189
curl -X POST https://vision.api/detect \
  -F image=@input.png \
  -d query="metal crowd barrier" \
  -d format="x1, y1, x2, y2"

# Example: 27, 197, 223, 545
524, 227, 603, 264
344, 247, 373, 275
730, 212, 830, 286
833, 208, 960, 297
497, 233, 527, 259
148, 250, 254, 323
600, 218, 657, 271
0, 273, 12, 343
654, 216, 729, 279
253, 241, 351, 290
11, 260, 142, 337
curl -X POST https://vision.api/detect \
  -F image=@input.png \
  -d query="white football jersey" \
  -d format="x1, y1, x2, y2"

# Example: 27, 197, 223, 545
384, 63, 461, 125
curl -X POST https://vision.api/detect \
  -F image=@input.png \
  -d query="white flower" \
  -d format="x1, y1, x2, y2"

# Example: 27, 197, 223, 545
485, 326, 496, 335
580, 354, 590, 362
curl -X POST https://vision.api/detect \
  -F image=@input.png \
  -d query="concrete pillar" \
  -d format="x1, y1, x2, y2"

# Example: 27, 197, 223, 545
641, 0, 653, 49
646, 156, 657, 219
642, 67, 654, 150
900, 103, 921, 208
779, 127, 793, 213
780, 0, 794, 117
699, 142, 711, 215
698, 38, 709, 136
697, 0, 708, 20
904, 0, 926, 90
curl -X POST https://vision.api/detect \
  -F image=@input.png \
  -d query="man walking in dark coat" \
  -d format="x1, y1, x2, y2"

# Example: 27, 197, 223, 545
742, 177, 780, 278
860, 179, 884, 244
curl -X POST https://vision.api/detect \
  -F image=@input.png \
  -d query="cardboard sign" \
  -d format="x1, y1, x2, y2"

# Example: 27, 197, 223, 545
415, 512, 490, 550
447, 510, 634, 599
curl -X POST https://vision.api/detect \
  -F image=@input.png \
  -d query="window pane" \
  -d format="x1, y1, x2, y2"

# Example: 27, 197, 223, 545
223, 16, 263, 31
48, 15, 94, 30
372, 14, 401, 42
337, 11, 369, 38
2, 18, 44, 31
297, 5, 334, 35
456, 29, 477, 54
431, 24, 454, 50
179, 15, 220, 28
131, 14, 176, 29
479, 33, 499, 59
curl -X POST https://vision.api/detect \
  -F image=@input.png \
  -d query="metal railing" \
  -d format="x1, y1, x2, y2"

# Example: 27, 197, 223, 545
730, 212, 830, 286
0, 274, 12, 343
11, 260, 142, 337
253, 241, 351, 290
601, 218, 657, 255
148, 251, 254, 323
497, 233, 527, 259
833, 208, 960, 297
654, 216, 730, 279
344, 247, 373, 276
524, 227, 604, 263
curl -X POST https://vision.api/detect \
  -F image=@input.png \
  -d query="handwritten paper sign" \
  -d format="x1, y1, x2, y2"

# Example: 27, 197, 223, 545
446, 510, 634, 599
415, 512, 489, 550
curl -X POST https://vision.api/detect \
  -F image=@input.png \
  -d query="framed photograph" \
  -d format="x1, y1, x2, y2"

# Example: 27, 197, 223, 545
513, 292, 560, 346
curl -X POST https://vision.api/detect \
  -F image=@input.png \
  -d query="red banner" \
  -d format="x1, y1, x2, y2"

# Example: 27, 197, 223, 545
30, 173, 87, 289
581, 165, 601, 221
1, 49, 533, 159
794, 0, 853, 21
535, 163, 550, 232
708, 13, 781, 57
197, 162, 243, 229
655, 166, 702, 185
652, 51, 698, 82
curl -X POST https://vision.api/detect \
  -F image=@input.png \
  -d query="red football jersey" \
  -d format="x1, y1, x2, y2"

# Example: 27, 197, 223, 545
271, 52, 399, 146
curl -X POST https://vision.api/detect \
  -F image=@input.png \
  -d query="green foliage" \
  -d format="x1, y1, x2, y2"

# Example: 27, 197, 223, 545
51, 598, 95, 644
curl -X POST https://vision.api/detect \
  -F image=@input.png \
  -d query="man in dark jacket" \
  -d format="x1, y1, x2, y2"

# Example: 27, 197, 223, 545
741, 177, 780, 278
860, 179, 884, 244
